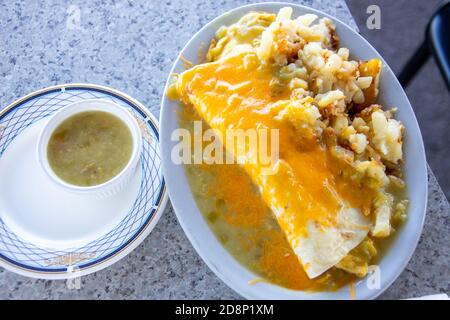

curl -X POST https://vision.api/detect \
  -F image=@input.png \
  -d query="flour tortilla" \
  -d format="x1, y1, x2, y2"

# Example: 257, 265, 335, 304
294, 207, 371, 278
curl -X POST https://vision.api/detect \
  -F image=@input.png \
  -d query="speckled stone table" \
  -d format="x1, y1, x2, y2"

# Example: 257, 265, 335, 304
0, 0, 448, 299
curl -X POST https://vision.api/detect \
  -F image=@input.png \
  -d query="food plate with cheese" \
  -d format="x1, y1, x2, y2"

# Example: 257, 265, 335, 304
160, 2, 427, 299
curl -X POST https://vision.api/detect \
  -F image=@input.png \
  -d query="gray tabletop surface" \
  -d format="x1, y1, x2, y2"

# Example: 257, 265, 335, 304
0, 0, 448, 299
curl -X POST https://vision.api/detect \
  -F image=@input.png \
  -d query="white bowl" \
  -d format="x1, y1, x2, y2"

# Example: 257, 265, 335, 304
160, 2, 428, 300
38, 99, 142, 198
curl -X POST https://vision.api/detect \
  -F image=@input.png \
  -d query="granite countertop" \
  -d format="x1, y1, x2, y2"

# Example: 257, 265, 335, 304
0, 0, 448, 299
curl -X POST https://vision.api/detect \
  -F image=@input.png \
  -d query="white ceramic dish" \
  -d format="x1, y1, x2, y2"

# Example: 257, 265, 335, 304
37, 99, 142, 197
160, 2, 428, 299
0, 83, 167, 279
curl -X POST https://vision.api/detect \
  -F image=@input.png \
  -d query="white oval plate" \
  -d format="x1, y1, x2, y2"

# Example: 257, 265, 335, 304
0, 83, 168, 279
160, 2, 428, 299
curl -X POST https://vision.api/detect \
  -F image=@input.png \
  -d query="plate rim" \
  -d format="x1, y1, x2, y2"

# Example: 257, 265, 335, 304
0, 83, 169, 279
160, 2, 428, 300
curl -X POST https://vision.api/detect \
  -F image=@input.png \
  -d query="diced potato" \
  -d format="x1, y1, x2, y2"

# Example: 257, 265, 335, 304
315, 90, 345, 107
392, 199, 409, 226
324, 54, 343, 73
371, 192, 394, 237
354, 160, 389, 188
349, 133, 368, 154
341, 125, 357, 139
336, 237, 378, 277
356, 76, 373, 90
296, 13, 318, 27
332, 115, 349, 134
337, 47, 349, 60
278, 100, 322, 143
276, 7, 293, 21
352, 117, 369, 133
371, 110, 404, 164
353, 89, 365, 104
330, 145, 355, 165
358, 59, 382, 107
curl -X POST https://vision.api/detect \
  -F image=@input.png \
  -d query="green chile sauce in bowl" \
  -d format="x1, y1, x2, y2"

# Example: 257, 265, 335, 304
38, 99, 142, 197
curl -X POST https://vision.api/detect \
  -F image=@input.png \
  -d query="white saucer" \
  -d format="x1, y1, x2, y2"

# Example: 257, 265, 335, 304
0, 83, 167, 279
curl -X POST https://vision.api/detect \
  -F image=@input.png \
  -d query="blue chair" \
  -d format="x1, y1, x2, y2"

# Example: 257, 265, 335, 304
399, 1, 450, 90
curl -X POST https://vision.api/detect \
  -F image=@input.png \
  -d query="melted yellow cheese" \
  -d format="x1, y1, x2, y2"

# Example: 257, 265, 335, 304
176, 51, 375, 278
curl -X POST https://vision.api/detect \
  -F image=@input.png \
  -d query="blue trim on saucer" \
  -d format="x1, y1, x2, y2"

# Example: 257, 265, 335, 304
65, 87, 148, 119
0, 254, 67, 272
0, 88, 61, 121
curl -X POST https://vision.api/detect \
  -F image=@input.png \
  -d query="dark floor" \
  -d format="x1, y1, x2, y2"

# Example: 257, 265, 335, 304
346, 0, 450, 200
